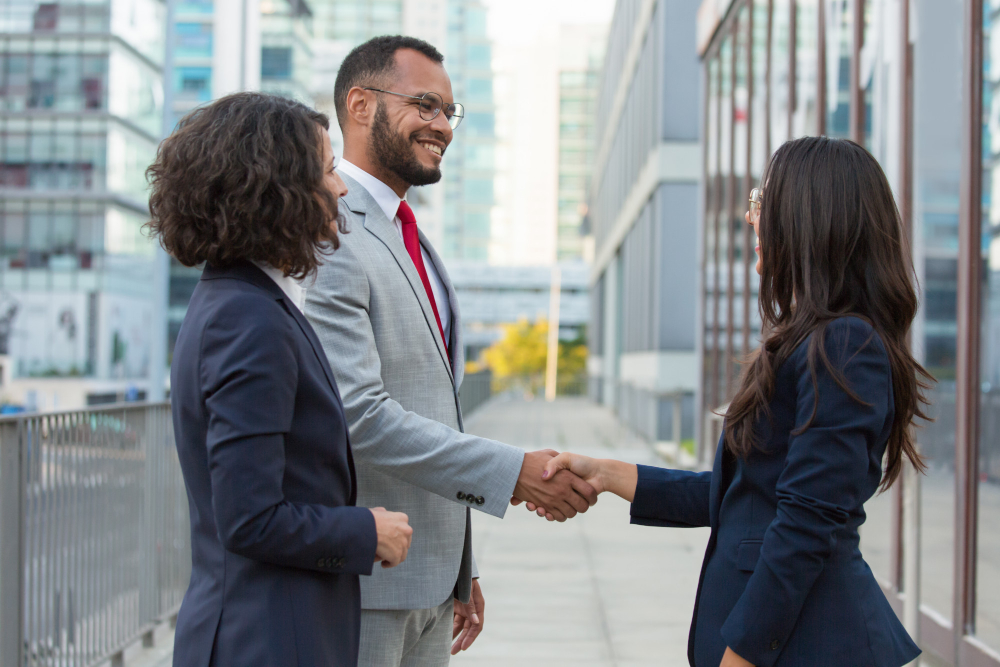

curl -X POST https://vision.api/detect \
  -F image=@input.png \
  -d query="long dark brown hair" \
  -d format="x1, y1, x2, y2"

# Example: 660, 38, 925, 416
146, 92, 345, 279
724, 137, 932, 490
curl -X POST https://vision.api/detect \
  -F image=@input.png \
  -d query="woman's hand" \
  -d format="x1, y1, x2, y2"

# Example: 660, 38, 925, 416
720, 647, 755, 667
517, 453, 638, 520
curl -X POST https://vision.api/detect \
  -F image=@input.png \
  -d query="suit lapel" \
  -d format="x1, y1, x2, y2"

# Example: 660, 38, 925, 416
419, 228, 464, 385
340, 173, 455, 384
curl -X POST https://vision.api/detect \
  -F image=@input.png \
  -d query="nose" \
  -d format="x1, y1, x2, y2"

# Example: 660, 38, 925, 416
430, 109, 454, 145
333, 172, 348, 199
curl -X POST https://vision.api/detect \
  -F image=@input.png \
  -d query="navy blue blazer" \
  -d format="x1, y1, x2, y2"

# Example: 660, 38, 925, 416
631, 317, 920, 667
170, 261, 378, 667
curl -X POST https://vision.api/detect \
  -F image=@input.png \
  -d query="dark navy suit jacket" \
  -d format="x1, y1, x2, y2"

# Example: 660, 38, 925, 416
171, 261, 378, 667
631, 317, 920, 667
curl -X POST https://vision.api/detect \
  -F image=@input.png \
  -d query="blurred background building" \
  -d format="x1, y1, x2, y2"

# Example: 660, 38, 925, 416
0, 0, 166, 409
586, 0, 701, 448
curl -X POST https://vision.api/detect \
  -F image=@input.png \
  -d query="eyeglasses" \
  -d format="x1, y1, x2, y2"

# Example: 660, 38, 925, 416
363, 88, 465, 130
749, 188, 764, 216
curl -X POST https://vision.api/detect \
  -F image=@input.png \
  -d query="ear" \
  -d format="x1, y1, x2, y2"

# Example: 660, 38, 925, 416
345, 86, 373, 127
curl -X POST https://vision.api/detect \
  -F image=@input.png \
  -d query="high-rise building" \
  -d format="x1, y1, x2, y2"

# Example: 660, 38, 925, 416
260, 0, 314, 105
0, 0, 166, 408
556, 23, 605, 262
587, 0, 701, 447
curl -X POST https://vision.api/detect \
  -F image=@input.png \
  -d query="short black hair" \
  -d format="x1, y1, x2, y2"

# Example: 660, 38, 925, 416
334, 35, 444, 130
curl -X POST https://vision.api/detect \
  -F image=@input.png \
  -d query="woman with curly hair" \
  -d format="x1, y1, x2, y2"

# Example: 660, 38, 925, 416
527, 137, 930, 667
147, 92, 413, 667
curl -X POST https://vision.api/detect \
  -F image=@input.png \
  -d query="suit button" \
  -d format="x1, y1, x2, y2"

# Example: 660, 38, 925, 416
476, 496, 485, 505
317, 558, 326, 568
457, 491, 466, 501
770, 640, 780, 650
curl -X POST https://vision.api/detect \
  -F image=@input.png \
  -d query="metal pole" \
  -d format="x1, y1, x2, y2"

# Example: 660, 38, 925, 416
0, 420, 26, 667
544, 266, 562, 402
150, 0, 177, 404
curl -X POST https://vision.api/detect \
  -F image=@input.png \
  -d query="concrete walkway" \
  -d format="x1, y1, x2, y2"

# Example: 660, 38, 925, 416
451, 396, 709, 667
133, 396, 709, 667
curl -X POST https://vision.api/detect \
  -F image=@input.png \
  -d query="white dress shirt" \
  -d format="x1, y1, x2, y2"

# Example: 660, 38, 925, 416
336, 159, 452, 346
254, 261, 306, 313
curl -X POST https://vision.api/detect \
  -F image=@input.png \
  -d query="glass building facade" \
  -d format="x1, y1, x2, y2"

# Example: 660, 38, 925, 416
698, 0, 998, 663
0, 0, 163, 389
588, 0, 701, 446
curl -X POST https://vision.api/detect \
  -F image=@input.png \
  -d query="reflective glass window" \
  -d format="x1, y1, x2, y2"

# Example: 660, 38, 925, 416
793, 0, 819, 137
770, 0, 792, 151
176, 22, 212, 58
912, 0, 964, 627
825, 0, 852, 137
978, 0, 1000, 651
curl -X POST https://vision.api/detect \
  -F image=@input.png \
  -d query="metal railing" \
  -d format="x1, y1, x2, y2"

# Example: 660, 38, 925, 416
0, 403, 191, 667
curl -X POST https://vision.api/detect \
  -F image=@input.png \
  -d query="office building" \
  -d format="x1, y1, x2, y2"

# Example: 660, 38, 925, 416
0, 0, 166, 408
697, 0, 997, 663
587, 0, 701, 446
556, 23, 605, 262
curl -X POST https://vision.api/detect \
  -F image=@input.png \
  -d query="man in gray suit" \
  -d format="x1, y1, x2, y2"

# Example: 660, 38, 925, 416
304, 36, 599, 667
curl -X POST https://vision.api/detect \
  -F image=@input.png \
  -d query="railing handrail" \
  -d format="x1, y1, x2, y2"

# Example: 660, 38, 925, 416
0, 401, 172, 424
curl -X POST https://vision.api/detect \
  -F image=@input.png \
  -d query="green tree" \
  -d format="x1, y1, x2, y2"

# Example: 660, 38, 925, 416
481, 319, 587, 397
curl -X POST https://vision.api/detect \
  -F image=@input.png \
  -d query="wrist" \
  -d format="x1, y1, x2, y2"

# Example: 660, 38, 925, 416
600, 460, 638, 502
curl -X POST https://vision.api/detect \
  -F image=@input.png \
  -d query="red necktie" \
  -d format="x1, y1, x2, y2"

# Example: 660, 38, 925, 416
397, 200, 449, 357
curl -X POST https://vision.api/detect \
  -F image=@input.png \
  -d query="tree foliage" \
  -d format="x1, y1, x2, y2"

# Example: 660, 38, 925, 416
479, 318, 587, 397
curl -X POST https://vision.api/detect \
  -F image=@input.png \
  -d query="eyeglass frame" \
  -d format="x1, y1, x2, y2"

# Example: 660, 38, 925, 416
749, 188, 764, 216
362, 88, 465, 130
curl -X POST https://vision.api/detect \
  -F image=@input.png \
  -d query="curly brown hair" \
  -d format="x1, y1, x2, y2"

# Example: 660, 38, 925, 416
146, 92, 346, 279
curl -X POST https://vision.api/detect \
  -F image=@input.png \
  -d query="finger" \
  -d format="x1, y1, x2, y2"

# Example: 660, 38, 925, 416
541, 453, 573, 480
459, 620, 482, 651
545, 512, 555, 521
569, 473, 599, 506
564, 486, 590, 514
510, 496, 523, 506
451, 620, 472, 655
525, 502, 537, 511
453, 612, 463, 639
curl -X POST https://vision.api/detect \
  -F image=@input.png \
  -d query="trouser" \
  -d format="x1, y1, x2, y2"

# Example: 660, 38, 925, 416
357, 595, 454, 667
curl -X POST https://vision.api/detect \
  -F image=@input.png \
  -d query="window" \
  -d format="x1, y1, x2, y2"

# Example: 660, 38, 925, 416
175, 22, 212, 58
261, 47, 292, 79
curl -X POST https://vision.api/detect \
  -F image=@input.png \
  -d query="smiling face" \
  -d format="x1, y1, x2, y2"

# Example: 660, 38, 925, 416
367, 48, 454, 189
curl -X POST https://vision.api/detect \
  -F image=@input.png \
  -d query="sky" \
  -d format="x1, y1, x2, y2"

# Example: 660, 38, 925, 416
483, 0, 616, 47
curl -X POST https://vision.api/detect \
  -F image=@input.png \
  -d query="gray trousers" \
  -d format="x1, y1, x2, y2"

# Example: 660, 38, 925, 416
358, 596, 454, 667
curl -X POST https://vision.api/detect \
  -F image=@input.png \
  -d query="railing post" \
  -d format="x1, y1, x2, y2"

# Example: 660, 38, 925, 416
0, 420, 25, 667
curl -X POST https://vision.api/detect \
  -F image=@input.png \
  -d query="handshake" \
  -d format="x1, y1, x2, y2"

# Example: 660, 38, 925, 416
369, 450, 614, 568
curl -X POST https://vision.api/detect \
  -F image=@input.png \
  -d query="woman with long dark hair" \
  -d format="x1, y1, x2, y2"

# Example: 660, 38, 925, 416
532, 137, 930, 667
148, 92, 413, 667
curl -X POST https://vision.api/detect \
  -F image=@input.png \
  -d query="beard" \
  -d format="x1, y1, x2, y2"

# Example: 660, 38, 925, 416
369, 101, 442, 187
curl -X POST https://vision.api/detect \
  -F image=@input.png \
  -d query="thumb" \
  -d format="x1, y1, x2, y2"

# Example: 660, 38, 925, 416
541, 453, 572, 481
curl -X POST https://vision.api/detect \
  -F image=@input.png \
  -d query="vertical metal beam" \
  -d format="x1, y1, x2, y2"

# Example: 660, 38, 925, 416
0, 421, 25, 667
725, 17, 739, 400
817, 0, 827, 136
765, 0, 774, 154
789, 0, 798, 136
955, 0, 983, 656
743, 0, 755, 357
850, 0, 866, 143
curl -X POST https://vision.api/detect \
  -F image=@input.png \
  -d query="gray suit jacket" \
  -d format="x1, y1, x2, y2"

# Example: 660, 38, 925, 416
304, 173, 525, 610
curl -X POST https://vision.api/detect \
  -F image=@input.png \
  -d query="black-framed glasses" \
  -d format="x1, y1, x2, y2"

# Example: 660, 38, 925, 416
749, 188, 763, 217
363, 88, 465, 130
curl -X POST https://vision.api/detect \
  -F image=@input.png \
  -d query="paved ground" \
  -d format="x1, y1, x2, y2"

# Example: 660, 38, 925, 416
450, 396, 709, 667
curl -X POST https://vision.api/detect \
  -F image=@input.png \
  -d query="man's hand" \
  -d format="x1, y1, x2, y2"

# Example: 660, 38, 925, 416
511, 449, 598, 522
370, 507, 413, 568
452, 578, 485, 654
720, 647, 755, 667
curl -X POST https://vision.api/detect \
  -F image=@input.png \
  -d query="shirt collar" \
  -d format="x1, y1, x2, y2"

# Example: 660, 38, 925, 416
252, 261, 305, 313
337, 159, 405, 223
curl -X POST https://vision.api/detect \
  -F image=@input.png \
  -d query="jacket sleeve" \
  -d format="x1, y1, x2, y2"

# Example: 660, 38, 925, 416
629, 465, 712, 528
304, 241, 526, 519
201, 294, 378, 576
720, 318, 892, 666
